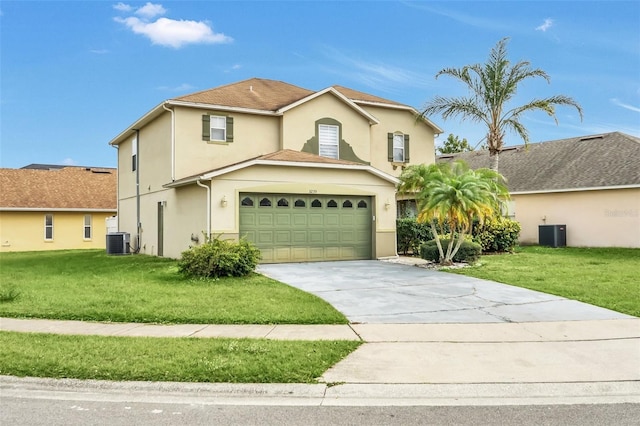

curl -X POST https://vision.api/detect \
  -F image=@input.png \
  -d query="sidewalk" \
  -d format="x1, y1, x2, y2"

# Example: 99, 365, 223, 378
2, 317, 639, 405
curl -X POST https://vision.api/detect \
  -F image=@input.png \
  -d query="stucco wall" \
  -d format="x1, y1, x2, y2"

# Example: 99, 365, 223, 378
173, 106, 280, 180
361, 105, 437, 177
0, 211, 115, 252
513, 188, 640, 248
281, 93, 372, 162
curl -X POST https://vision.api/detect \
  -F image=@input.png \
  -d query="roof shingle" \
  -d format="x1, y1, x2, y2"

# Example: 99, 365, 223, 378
0, 167, 117, 210
437, 132, 640, 192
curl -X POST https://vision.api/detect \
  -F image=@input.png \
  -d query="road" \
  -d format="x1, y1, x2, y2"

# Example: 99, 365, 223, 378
2, 396, 640, 425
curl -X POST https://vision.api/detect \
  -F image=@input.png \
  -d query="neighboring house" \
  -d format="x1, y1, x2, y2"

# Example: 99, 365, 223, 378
0, 165, 117, 252
438, 132, 640, 248
108, 78, 442, 261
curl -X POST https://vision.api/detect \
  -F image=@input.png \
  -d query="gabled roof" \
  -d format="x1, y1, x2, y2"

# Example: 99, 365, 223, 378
437, 132, 640, 193
109, 77, 442, 146
165, 149, 398, 188
0, 167, 117, 210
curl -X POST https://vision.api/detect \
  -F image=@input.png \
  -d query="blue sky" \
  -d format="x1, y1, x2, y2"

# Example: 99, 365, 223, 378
1, 1, 639, 168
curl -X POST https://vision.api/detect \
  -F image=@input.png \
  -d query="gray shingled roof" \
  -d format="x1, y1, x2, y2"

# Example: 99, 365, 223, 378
437, 132, 640, 192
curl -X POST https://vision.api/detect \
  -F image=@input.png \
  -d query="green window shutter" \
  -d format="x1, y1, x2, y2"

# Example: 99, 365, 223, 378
387, 133, 394, 162
202, 115, 210, 141
404, 134, 410, 162
226, 116, 234, 143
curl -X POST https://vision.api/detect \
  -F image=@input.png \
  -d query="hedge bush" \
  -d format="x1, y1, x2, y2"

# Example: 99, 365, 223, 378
472, 217, 521, 252
419, 238, 482, 264
178, 237, 261, 279
396, 218, 434, 255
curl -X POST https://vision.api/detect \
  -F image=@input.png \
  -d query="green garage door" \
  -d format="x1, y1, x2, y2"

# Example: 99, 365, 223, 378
239, 193, 372, 263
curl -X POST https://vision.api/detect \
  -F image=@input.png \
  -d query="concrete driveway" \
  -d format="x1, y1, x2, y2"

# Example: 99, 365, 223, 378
258, 260, 633, 323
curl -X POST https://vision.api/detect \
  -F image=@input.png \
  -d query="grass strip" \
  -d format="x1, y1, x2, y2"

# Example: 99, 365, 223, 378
450, 246, 639, 317
0, 250, 347, 324
0, 331, 360, 383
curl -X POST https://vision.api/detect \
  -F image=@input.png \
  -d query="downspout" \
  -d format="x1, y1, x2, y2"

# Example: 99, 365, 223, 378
134, 129, 141, 252
110, 144, 120, 232
162, 103, 175, 182
196, 179, 211, 239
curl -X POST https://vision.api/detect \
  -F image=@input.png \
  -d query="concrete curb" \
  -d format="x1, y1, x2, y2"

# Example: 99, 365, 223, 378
2, 376, 639, 407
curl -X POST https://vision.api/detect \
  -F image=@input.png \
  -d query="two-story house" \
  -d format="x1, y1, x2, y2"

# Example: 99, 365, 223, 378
108, 78, 442, 262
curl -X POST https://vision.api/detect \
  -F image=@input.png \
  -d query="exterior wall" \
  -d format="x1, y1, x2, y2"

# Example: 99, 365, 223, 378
362, 105, 437, 177
173, 106, 280, 179
513, 188, 640, 248
281, 93, 372, 162
0, 211, 115, 252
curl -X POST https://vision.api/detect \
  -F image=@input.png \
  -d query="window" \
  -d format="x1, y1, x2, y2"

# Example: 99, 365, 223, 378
357, 200, 368, 209
342, 200, 353, 208
44, 214, 53, 240
83, 214, 92, 239
327, 199, 338, 208
311, 199, 322, 208
294, 199, 306, 208
388, 132, 410, 163
259, 198, 272, 207
202, 115, 234, 143
210, 116, 226, 141
277, 198, 289, 207
319, 124, 339, 159
131, 136, 137, 172
241, 197, 254, 207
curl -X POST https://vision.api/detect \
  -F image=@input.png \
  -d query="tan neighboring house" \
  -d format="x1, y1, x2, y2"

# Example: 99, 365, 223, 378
438, 132, 640, 248
0, 165, 117, 251
108, 78, 442, 261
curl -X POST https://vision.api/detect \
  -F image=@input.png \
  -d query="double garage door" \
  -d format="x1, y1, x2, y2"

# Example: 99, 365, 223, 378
239, 193, 372, 263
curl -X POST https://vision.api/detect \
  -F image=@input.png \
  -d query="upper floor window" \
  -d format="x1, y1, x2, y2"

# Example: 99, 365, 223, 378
319, 124, 339, 159
202, 115, 234, 143
83, 214, 92, 240
44, 214, 53, 241
388, 132, 410, 163
131, 136, 137, 172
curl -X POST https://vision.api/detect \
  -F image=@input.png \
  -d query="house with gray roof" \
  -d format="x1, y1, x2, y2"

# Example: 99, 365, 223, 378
438, 132, 640, 248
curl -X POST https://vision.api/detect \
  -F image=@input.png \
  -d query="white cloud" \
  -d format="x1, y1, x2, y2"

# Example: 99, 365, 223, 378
536, 18, 554, 32
611, 98, 640, 113
90, 49, 109, 54
113, 2, 132, 12
157, 83, 195, 92
62, 158, 77, 166
135, 2, 166, 19
114, 3, 232, 48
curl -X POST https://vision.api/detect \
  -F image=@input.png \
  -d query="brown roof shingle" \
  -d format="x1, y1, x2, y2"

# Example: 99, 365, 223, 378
172, 78, 408, 112
437, 132, 640, 192
0, 167, 117, 210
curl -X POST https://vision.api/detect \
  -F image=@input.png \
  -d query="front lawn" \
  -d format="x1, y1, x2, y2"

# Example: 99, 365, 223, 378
450, 246, 639, 317
0, 250, 347, 324
0, 331, 359, 383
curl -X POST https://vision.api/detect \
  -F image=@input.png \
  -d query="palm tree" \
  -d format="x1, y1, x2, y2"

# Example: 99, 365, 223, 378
421, 38, 583, 171
398, 161, 509, 265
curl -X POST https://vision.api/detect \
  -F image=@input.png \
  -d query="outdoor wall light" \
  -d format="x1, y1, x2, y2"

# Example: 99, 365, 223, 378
384, 199, 391, 210
221, 195, 228, 207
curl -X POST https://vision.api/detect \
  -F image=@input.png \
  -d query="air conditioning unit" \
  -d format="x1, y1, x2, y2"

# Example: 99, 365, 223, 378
538, 225, 566, 248
106, 232, 131, 255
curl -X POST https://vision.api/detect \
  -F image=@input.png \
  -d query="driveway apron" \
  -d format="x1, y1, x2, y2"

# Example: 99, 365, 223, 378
258, 260, 633, 323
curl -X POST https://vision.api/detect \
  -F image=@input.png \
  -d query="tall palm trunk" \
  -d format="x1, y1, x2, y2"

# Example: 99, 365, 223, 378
489, 151, 500, 171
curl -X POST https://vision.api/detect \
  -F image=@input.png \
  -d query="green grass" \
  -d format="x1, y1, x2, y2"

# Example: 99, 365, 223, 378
449, 246, 640, 317
0, 250, 347, 324
0, 331, 360, 383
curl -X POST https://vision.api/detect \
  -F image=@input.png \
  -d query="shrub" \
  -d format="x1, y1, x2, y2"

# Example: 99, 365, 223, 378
178, 237, 261, 279
419, 238, 482, 264
396, 218, 434, 255
473, 217, 521, 252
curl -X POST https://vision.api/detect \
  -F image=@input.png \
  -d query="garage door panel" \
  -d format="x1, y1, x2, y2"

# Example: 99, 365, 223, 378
240, 193, 372, 263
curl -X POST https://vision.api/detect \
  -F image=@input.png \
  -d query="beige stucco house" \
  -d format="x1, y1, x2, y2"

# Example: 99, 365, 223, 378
439, 132, 640, 248
0, 165, 117, 251
108, 78, 442, 261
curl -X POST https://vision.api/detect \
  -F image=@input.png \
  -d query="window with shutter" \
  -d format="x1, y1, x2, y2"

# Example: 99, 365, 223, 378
388, 132, 410, 163
203, 115, 233, 143
318, 124, 339, 159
